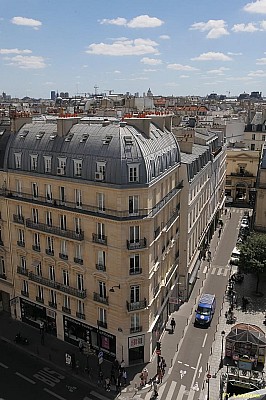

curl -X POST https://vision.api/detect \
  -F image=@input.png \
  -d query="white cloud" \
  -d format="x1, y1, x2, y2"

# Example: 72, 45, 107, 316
114, 70, 121, 73
228, 52, 243, 56
86, 38, 159, 56
167, 63, 198, 71
244, 0, 266, 14
143, 68, 157, 72
226, 76, 253, 81
256, 57, 266, 64
248, 69, 266, 76
207, 67, 230, 75
99, 15, 164, 28
11, 16, 42, 29
140, 57, 162, 65
232, 22, 258, 32
189, 20, 229, 38
100, 17, 127, 26
260, 20, 266, 29
191, 52, 232, 61
159, 35, 170, 40
4, 55, 46, 69
0, 48, 32, 55
179, 75, 189, 78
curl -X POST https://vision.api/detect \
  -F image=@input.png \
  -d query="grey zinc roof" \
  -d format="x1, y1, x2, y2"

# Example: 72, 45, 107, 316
181, 144, 211, 181
6, 121, 181, 186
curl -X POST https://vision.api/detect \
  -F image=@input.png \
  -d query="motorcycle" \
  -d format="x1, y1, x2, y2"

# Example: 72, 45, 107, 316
231, 273, 244, 283
14, 333, 29, 345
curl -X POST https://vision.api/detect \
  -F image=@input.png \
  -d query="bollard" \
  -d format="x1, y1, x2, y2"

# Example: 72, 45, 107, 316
210, 347, 212, 355
171, 359, 173, 367
176, 343, 178, 352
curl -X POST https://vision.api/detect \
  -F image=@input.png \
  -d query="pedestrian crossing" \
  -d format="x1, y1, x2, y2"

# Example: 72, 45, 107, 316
141, 380, 197, 400
203, 265, 229, 276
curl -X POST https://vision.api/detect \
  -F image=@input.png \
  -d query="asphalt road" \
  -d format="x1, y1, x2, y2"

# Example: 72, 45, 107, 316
0, 339, 112, 400
139, 208, 247, 400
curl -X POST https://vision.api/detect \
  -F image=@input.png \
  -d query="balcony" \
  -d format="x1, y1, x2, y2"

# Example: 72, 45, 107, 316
129, 268, 142, 275
230, 171, 254, 177
74, 257, 83, 265
96, 263, 106, 272
21, 290, 29, 297
26, 219, 84, 241
36, 296, 44, 304
148, 181, 183, 218
97, 320, 107, 329
62, 306, 71, 314
48, 301, 57, 309
93, 292, 109, 305
0, 273, 6, 280
126, 299, 147, 312
13, 214, 24, 224
17, 266, 29, 276
46, 249, 54, 256
59, 253, 68, 260
17, 241, 25, 247
127, 238, 147, 250
76, 312, 85, 320
28, 272, 87, 299
130, 326, 142, 334
32, 244, 40, 252
92, 233, 107, 245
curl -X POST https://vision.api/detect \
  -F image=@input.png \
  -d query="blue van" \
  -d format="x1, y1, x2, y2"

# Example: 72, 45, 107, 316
194, 294, 216, 327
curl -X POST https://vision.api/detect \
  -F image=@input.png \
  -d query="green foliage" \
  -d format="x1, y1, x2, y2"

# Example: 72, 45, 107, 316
238, 233, 266, 293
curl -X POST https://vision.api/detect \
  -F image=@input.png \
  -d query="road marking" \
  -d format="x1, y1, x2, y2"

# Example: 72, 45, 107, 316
217, 267, 223, 275
203, 266, 207, 274
43, 388, 66, 400
166, 381, 177, 398
211, 268, 216, 275
184, 363, 189, 367
198, 366, 202, 378
180, 370, 187, 379
187, 353, 202, 400
178, 360, 182, 364
223, 269, 228, 276
177, 385, 187, 399
0, 362, 8, 368
192, 382, 199, 391
202, 333, 207, 348
15, 372, 36, 384
90, 391, 110, 400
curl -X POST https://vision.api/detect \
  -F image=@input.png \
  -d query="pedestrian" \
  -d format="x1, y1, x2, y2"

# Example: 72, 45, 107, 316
78, 339, 83, 352
225, 208, 227, 215
98, 370, 104, 387
122, 369, 127, 385
139, 371, 144, 386
142, 368, 148, 385
157, 366, 163, 383
116, 377, 121, 394
105, 377, 111, 391
153, 380, 158, 397
160, 358, 166, 376
170, 317, 176, 333
120, 359, 125, 369
39, 321, 44, 334
229, 212, 231, 219
218, 228, 222, 238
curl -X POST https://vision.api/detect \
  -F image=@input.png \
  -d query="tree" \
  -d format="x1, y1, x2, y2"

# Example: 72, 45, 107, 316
238, 233, 266, 294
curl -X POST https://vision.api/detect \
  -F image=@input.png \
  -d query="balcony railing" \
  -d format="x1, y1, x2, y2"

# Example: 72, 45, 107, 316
36, 296, 44, 304
129, 268, 142, 275
26, 219, 84, 241
17, 241, 25, 247
126, 299, 147, 312
48, 301, 57, 309
28, 272, 87, 299
59, 253, 68, 260
93, 292, 109, 305
92, 234, 107, 245
130, 326, 142, 334
97, 320, 107, 329
148, 181, 183, 218
165, 205, 180, 231
74, 257, 83, 265
21, 290, 29, 297
17, 266, 29, 276
62, 306, 71, 314
230, 171, 254, 177
46, 249, 54, 256
32, 244, 41, 252
0, 273, 6, 280
13, 214, 24, 224
96, 263, 106, 272
127, 238, 147, 250
76, 312, 85, 320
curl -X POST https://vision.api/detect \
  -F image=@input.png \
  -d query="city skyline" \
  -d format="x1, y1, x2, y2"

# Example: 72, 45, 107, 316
1, 0, 266, 98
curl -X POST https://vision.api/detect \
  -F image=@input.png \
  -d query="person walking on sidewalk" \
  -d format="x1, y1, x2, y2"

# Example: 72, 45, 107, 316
153, 380, 158, 397
170, 317, 176, 333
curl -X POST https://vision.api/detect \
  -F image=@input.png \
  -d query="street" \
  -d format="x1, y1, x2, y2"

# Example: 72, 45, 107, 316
0, 339, 112, 400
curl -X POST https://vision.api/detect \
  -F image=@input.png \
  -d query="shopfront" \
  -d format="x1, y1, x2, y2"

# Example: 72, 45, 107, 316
151, 301, 168, 354
128, 334, 145, 365
20, 298, 57, 336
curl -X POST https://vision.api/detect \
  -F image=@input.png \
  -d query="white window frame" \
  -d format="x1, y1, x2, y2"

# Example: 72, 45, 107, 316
62, 270, 69, 286
60, 240, 67, 256
75, 189, 82, 208
128, 163, 140, 183
96, 162, 106, 179
57, 157, 66, 175
77, 274, 84, 291
129, 195, 139, 215
32, 182, 38, 199
49, 265, 56, 281
14, 153, 22, 169
98, 307, 107, 323
73, 159, 82, 177
46, 184, 53, 203
44, 156, 52, 173
16, 180, 22, 196
97, 193, 105, 212
30, 154, 38, 171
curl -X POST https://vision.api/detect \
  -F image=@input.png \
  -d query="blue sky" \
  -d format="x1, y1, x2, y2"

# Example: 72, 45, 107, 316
1, 0, 266, 98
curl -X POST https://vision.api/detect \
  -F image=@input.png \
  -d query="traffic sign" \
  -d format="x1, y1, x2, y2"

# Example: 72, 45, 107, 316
156, 349, 161, 355
98, 351, 103, 358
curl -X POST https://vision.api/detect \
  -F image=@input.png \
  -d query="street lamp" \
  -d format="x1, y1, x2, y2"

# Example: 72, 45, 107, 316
109, 284, 121, 292
220, 330, 226, 370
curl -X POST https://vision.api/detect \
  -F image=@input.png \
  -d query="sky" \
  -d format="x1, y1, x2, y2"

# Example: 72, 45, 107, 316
1, 0, 266, 99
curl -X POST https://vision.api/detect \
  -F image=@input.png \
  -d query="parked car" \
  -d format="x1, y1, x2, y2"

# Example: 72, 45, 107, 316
230, 247, 240, 265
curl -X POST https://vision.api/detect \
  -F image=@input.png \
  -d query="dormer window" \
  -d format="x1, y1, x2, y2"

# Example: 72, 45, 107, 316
95, 162, 106, 181
73, 159, 82, 177
14, 153, 22, 169
128, 163, 140, 183
44, 156, 52, 173
30, 155, 38, 171
57, 157, 66, 175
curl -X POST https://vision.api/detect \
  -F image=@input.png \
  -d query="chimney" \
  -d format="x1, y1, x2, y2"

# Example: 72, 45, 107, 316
173, 128, 194, 154
57, 116, 80, 137
10, 114, 32, 133
150, 115, 165, 131
124, 117, 151, 137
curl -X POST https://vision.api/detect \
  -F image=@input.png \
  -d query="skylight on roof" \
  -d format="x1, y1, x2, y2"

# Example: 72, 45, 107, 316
65, 133, 74, 142
49, 134, 57, 140
80, 134, 89, 143
102, 135, 113, 145
124, 136, 134, 145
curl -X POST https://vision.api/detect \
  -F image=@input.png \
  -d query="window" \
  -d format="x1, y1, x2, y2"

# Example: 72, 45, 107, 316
57, 157, 66, 175
49, 265, 55, 281
60, 240, 67, 256
74, 217, 82, 234
20, 256, 26, 270
96, 162, 106, 180
77, 300, 84, 314
17, 205, 23, 219
64, 295, 70, 309
130, 285, 140, 303
34, 233, 40, 247
14, 153, 22, 169
99, 281, 106, 299
75, 244, 82, 260
18, 228, 24, 244
22, 280, 28, 295
37, 285, 44, 301
35, 262, 42, 276
75, 189, 82, 208
129, 226, 140, 243
129, 195, 139, 215
252, 134, 255, 140
251, 144, 255, 151
44, 156, 52, 173
16, 180, 22, 196
62, 270, 69, 286
50, 290, 57, 305
59, 186, 66, 205
46, 211, 53, 226
32, 208, 38, 223
47, 236, 54, 253
60, 215, 67, 230
97, 222, 105, 239
0, 257, 5, 277
30, 155, 38, 171
97, 250, 106, 268
46, 184, 52, 203
73, 159, 82, 177
98, 307, 106, 324
262, 135, 266, 141
150, 159, 155, 178
130, 254, 140, 274
32, 183, 38, 199
131, 313, 140, 329
97, 193, 105, 212
77, 274, 84, 291
128, 164, 139, 182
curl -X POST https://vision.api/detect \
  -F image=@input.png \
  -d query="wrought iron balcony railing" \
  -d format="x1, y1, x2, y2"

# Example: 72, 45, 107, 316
93, 292, 109, 305
76, 312, 85, 320
130, 326, 142, 334
62, 306, 71, 314
74, 257, 83, 265
127, 238, 147, 250
97, 320, 107, 329
96, 263, 106, 272
17, 266, 29, 276
129, 268, 142, 275
13, 214, 24, 224
126, 299, 147, 312
17, 241, 25, 247
26, 219, 84, 241
92, 234, 107, 245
